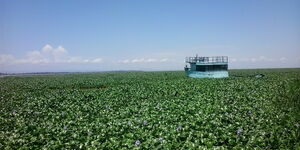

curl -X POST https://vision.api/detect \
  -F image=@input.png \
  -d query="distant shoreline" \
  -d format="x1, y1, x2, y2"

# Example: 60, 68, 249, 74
0, 70, 144, 77
1, 68, 300, 77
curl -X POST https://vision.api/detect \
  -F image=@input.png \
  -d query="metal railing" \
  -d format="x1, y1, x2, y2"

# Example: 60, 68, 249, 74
185, 56, 228, 63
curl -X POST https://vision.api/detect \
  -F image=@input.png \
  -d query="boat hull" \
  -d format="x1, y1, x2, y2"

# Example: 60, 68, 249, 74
185, 71, 229, 78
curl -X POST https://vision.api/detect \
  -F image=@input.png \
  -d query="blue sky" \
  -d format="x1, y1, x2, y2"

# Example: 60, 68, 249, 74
0, 0, 299, 72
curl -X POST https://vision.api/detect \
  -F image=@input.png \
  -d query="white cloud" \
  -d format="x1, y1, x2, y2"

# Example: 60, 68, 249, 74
279, 57, 286, 61
230, 58, 237, 62
231, 56, 282, 63
121, 59, 130, 64
53, 46, 68, 56
41, 44, 53, 53
258, 56, 274, 62
119, 58, 169, 64
41, 44, 67, 56
131, 58, 141, 63
160, 58, 168, 62
239, 58, 250, 62
91, 58, 103, 63
0, 54, 15, 64
66, 57, 84, 63
27, 51, 43, 59
250, 58, 257, 62
0, 44, 103, 65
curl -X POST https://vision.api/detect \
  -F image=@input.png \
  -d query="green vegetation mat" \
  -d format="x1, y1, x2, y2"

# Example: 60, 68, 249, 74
1, 69, 299, 149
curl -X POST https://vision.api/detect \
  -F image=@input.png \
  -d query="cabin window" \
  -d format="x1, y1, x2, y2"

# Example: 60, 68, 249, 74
196, 65, 228, 71
196, 65, 206, 71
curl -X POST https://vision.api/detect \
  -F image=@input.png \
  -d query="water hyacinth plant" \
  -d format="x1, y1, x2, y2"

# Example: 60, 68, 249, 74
0, 69, 299, 149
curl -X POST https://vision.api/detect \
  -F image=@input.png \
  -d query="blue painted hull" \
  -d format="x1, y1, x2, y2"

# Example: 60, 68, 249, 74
185, 71, 229, 78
